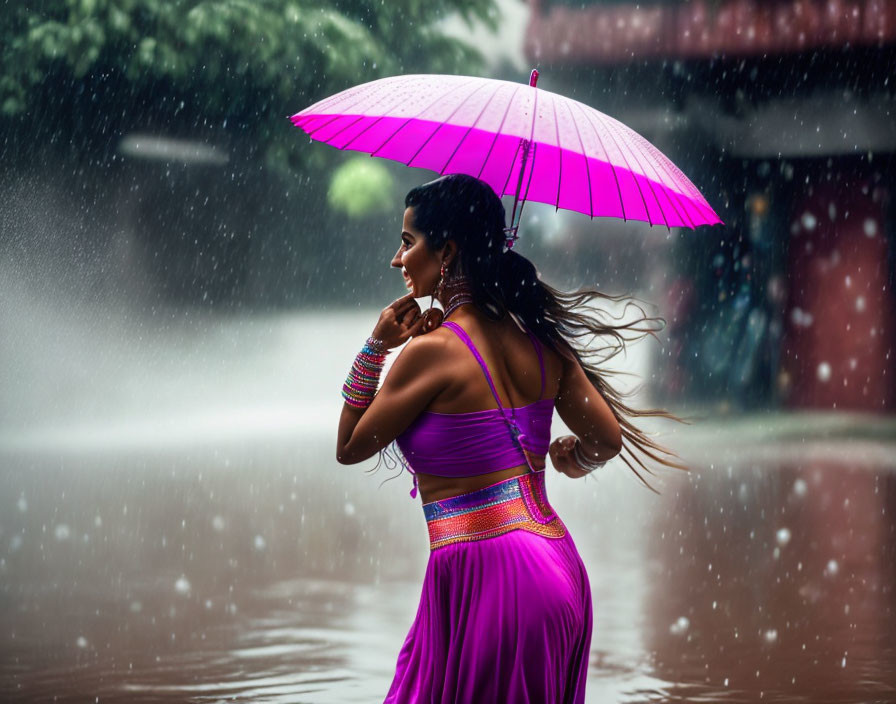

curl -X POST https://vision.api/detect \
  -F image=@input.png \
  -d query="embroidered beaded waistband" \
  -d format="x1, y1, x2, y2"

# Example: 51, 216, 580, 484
423, 471, 567, 550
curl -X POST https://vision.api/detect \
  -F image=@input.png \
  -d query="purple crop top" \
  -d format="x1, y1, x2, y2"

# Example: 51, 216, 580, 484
395, 320, 554, 489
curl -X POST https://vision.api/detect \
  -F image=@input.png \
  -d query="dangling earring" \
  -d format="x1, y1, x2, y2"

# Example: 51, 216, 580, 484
434, 262, 447, 298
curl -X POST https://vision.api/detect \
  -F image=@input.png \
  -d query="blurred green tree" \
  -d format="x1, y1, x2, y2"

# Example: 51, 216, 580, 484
0, 0, 498, 171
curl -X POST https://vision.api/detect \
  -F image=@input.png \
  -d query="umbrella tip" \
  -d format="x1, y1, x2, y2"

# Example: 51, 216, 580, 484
529, 69, 539, 87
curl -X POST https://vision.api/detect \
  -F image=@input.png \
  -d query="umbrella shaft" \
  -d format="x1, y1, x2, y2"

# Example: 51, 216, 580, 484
509, 139, 532, 234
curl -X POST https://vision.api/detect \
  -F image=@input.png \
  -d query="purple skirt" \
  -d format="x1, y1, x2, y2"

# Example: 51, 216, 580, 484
385, 471, 592, 704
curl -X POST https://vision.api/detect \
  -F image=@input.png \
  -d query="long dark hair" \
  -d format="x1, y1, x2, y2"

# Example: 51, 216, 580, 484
401, 173, 689, 491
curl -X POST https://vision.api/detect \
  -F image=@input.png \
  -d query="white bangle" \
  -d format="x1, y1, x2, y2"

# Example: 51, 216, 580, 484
573, 440, 608, 473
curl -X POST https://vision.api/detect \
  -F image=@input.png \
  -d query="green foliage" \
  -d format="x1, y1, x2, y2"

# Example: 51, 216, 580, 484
327, 156, 395, 218
1, 0, 498, 171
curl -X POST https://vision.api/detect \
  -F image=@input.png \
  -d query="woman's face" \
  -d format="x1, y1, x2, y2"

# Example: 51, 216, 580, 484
391, 207, 443, 298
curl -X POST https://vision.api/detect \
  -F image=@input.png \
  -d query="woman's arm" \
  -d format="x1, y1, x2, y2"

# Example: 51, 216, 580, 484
336, 296, 449, 464
551, 353, 623, 477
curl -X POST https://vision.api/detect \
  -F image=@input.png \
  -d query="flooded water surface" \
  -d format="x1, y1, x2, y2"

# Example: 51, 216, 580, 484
2, 308, 895, 703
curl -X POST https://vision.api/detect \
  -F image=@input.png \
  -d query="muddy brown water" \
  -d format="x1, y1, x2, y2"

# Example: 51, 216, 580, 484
4, 441, 894, 703
2, 310, 895, 702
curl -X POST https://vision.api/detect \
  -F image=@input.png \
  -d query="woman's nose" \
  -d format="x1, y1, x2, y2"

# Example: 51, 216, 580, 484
390, 247, 402, 268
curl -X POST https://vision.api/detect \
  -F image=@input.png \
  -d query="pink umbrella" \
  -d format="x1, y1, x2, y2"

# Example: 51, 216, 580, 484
290, 70, 722, 236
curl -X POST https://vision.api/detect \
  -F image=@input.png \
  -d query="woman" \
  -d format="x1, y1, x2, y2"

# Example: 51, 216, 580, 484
336, 174, 685, 703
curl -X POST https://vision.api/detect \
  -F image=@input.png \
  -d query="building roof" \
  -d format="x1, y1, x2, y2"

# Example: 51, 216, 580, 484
525, 0, 896, 64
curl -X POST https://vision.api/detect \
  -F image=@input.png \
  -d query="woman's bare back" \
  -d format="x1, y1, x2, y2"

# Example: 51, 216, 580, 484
415, 310, 563, 503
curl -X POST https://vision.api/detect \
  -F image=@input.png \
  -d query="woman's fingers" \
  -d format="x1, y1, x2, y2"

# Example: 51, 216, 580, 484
410, 319, 427, 338
390, 292, 417, 310
549, 436, 577, 473
396, 300, 421, 325
404, 311, 428, 339
401, 311, 423, 333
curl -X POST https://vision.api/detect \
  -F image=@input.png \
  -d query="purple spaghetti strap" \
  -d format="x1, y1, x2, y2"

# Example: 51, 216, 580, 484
436, 321, 540, 475
441, 321, 506, 412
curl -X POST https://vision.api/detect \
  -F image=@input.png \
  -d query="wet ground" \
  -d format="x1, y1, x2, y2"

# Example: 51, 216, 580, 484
2, 306, 895, 703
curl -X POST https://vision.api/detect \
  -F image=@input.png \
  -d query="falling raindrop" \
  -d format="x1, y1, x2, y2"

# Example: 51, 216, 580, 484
669, 616, 690, 635
800, 212, 817, 231
790, 307, 814, 328
776, 528, 791, 546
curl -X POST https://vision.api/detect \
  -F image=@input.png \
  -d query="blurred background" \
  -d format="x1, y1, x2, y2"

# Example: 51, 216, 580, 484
1, 1, 895, 702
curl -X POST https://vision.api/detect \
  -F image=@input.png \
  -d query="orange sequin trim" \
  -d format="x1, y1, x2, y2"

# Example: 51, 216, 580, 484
426, 472, 566, 550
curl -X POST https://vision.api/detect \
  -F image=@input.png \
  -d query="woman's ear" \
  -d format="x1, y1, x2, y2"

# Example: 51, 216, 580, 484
442, 239, 458, 268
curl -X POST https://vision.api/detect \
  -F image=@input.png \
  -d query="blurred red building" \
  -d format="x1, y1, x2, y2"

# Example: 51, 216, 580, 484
524, 0, 896, 411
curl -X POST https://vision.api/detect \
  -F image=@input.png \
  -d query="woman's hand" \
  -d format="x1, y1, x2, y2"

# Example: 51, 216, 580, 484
549, 435, 593, 479
371, 293, 429, 351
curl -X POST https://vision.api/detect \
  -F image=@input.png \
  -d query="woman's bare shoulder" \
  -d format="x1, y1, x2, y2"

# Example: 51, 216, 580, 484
396, 325, 459, 368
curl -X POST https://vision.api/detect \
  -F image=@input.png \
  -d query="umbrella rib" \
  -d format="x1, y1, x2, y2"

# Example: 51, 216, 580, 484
298, 76, 395, 117
310, 82, 411, 143
500, 139, 525, 200
336, 81, 437, 152
572, 100, 626, 221
565, 100, 594, 218
308, 114, 363, 142
500, 83, 539, 199
512, 131, 539, 226
368, 78, 481, 158
611, 119, 694, 229
633, 136, 699, 229
300, 114, 338, 136
589, 109, 652, 226
476, 85, 523, 181
438, 84, 506, 174
407, 80, 493, 167
637, 141, 693, 229
605, 118, 670, 229
522, 142, 538, 204
301, 77, 402, 139
552, 97, 563, 211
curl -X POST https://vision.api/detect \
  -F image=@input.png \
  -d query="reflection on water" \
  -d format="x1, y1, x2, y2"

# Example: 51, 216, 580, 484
1, 307, 895, 702
642, 461, 896, 703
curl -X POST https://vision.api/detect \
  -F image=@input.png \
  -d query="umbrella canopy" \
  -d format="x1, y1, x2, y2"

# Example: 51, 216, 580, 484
290, 71, 722, 230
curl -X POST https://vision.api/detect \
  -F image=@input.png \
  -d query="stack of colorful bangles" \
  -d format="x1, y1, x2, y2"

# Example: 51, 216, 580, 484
342, 337, 388, 408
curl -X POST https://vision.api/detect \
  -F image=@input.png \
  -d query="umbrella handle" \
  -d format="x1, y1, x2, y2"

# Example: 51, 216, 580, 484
505, 70, 540, 250
506, 139, 537, 251
503, 226, 519, 251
